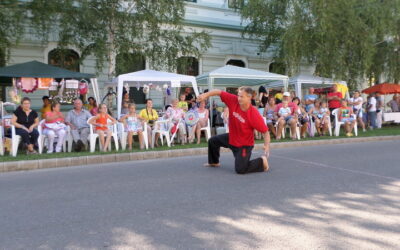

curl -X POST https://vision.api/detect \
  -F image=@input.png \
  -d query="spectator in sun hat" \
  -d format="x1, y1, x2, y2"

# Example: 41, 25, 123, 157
274, 91, 298, 140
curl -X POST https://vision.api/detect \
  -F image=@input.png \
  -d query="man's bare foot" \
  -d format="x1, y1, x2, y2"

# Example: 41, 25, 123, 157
203, 163, 221, 168
261, 156, 269, 172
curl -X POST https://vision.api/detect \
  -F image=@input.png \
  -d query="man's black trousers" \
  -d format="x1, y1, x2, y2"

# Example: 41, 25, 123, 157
208, 133, 264, 174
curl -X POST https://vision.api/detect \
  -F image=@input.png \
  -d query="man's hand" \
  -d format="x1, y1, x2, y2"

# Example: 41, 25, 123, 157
197, 93, 207, 103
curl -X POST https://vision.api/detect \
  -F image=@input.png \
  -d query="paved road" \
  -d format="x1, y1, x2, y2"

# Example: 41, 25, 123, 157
1, 140, 400, 249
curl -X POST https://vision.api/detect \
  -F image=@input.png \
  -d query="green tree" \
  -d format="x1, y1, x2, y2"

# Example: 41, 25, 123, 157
240, 0, 400, 88
28, 0, 210, 79
0, 0, 24, 61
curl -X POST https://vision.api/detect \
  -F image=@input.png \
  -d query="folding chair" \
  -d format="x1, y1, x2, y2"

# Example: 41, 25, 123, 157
332, 109, 358, 136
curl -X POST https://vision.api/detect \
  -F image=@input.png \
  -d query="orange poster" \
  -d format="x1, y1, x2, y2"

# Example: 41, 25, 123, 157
38, 78, 53, 89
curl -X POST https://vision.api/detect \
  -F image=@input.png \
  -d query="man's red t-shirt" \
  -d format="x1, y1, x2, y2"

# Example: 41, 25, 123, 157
328, 92, 343, 109
221, 91, 268, 147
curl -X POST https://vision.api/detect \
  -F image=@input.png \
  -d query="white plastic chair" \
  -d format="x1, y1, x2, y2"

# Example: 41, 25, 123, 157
10, 125, 21, 157
309, 114, 332, 136
37, 120, 71, 154
332, 109, 358, 136
118, 121, 149, 150
87, 118, 119, 152
152, 118, 172, 148
199, 119, 211, 141
275, 119, 300, 139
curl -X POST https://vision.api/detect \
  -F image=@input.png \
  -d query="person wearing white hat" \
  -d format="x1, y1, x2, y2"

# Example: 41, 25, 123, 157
274, 92, 299, 140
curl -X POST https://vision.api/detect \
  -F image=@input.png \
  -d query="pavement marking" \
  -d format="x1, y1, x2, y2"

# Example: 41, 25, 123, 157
270, 154, 400, 183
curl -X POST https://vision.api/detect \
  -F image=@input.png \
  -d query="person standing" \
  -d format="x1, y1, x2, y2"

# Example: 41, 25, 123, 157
367, 93, 377, 129
197, 86, 270, 174
327, 84, 343, 121
304, 88, 318, 112
375, 92, 384, 128
348, 91, 366, 132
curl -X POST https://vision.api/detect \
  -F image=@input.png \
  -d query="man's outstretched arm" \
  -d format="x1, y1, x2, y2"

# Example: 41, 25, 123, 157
197, 90, 222, 102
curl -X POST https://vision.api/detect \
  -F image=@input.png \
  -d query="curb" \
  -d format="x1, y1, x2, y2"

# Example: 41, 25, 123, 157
1, 135, 400, 173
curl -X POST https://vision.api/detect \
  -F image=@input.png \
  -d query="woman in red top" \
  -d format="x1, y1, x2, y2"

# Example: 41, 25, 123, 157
89, 104, 117, 152
197, 86, 270, 174
43, 102, 67, 153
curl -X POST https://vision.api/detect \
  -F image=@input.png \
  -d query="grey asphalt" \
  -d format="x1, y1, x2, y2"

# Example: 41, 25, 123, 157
1, 140, 400, 250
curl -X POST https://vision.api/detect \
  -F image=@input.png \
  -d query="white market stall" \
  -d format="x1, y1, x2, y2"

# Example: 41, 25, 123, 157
196, 65, 289, 91
268, 74, 347, 99
109, 70, 199, 118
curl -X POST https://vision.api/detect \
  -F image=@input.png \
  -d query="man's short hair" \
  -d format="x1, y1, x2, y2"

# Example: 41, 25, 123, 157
42, 96, 50, 101
238, 86, 253, 96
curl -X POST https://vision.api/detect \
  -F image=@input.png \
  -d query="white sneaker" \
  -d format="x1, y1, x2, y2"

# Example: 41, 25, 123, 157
47, 150, 53, 154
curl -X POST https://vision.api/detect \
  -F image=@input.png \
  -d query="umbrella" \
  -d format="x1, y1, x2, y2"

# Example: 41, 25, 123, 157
362, 83, 400, 95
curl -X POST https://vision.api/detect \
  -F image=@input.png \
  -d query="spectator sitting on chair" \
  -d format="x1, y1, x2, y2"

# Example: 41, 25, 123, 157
43, 102, 67, 153
274, 92, 298, 140
309, 100, 330, 136
139, 98, 159, 147
189, 100, 209, 144
387, 94, 399, 112
338, 99, 356, 137
65, 99, 92, 152
89, 103, 117, 152
165, 99, 187, 145
40, 96, 51, 119
263, 97, 277, 139
11, 97, 40, 154
276, 100, 292, 125
120, 103, 144, 150
292, 97, 309, 138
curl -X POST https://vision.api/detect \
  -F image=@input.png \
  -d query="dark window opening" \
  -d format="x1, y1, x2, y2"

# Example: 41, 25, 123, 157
177, 57, 199, 76
269, 62, 286, 75
226, 59, 246, 68
48, 49, 80, 72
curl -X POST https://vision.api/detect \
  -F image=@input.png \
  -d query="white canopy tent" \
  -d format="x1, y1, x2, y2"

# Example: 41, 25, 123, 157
196, 65, 289, 90
109, 70, 199, 118
268, 74, 347, 99
196, 65, 289, 127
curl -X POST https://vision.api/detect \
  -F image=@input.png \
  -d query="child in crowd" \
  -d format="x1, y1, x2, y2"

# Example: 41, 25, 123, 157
178, 94, 189, 112
120, 103, 144, 150
89, 103, 117, 152
339, 99, 356, 136
277, 100, 292, 124
318, 101, 330, 125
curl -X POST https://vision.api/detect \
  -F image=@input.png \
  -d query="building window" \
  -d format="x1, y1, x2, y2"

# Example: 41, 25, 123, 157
269, 62, 286, 75
177, 57, 199, 76
226, 59, 246, 67
48, 49, 80, 72
116, 53, 147, 104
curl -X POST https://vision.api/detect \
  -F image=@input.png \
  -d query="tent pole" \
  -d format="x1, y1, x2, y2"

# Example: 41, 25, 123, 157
117, 77, 124, 118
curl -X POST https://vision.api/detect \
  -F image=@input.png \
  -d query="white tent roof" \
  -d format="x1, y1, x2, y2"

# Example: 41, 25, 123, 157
110, 70, 199, 117
196, 65, 289, 87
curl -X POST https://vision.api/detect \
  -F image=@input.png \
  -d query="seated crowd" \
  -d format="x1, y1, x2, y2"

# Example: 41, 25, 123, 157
3, 84, 396, 156
5, 90, 212, 155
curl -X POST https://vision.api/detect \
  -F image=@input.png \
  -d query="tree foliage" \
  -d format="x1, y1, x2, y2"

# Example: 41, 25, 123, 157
0, 0, 24, 60
26, 0, 210, 78
240, 0, 400, 88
